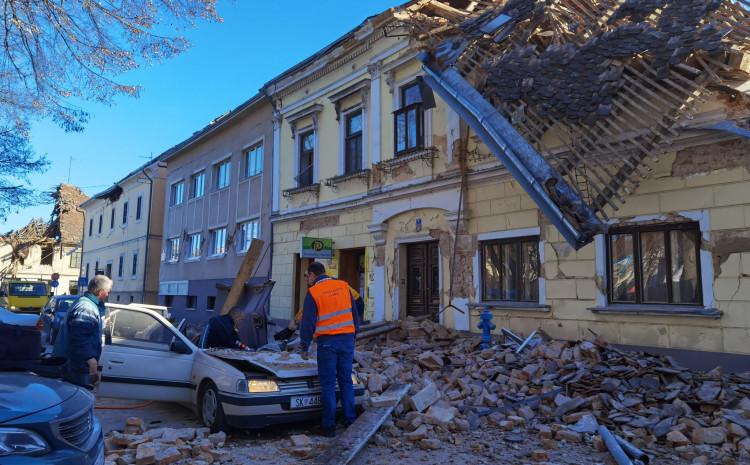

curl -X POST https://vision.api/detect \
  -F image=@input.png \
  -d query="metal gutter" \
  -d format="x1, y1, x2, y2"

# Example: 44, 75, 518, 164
419, 60, 606, 249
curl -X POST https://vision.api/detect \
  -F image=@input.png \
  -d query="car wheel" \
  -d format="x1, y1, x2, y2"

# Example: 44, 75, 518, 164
199, 381, 227, 433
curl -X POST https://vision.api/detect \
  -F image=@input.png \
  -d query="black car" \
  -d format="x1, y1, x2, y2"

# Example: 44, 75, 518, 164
0, 372, 104, 464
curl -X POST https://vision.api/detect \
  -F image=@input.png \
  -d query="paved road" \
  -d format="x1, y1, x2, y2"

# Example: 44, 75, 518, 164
95, 398, 200, 434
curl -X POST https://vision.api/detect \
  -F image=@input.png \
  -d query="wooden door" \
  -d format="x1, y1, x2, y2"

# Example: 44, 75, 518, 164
406, 242, 440, 320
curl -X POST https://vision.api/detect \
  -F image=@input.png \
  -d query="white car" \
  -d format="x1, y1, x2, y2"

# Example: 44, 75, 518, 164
98, 304, 364, 431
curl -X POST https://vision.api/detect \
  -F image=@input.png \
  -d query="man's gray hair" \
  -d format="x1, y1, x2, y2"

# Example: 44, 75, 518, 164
88, 275, 113, 294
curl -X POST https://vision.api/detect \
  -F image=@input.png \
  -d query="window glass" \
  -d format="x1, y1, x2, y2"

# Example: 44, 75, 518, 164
170, 182, 184, 206
118, 256, 124, 277
187, 233, 202, 259
403, 83, 422, 105
167, 238, 181, 262
482, 237, 539, 302
298, 131, 315, 187
215, 160, 231, 189
107, 309, 173, 349
190, 172, 205, 199
610, 233, 636, 302
136, 196, 142, 220
210, 228, 227, 256
70, 250, 81, 269
396, 113, 407, 153
131, 253, 138, 276
122, 202, 128, 225
345, 111, 363, 174
9, 283, 46, 297
245, 144, 263, 177
640, 231, 667, 303
670, 230, 700, 304
239, 220, 259, 252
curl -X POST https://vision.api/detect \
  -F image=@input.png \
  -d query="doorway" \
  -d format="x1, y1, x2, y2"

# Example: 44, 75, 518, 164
405, 242, 440, 320
339, 248, 365, 297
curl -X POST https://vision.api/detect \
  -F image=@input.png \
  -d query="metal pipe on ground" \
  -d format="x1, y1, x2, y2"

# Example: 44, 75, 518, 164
615, 434, 650, 464
598, 426, 634, 465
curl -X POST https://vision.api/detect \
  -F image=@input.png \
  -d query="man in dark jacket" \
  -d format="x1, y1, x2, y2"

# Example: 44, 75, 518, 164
64, 275, 112, 388
204, 306, 251, 350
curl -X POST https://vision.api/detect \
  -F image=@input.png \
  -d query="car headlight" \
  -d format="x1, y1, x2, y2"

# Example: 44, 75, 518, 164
247, 380, 279, 393
351, 373, 360, 385
0, 428, 50, 457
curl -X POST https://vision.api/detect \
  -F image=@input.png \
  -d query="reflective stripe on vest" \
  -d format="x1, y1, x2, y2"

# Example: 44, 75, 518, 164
309, 278, 355, 338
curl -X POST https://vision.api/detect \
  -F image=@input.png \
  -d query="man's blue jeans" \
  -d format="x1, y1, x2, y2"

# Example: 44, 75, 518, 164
316, 334, 356, 430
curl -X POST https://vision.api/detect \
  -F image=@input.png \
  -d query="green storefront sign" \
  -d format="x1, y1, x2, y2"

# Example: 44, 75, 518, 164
300, 237, 333, 259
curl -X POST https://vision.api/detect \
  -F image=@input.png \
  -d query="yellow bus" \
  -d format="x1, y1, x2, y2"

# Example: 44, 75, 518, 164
1, 280, 50, 313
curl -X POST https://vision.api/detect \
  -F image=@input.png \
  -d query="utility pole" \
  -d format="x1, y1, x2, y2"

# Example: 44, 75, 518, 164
67, 156, 73, 184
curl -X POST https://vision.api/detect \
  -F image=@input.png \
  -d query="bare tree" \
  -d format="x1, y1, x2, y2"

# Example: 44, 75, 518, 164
0, 0, 220, 219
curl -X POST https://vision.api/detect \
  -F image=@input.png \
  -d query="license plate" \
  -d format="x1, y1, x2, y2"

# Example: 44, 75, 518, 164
290, 395, 321, 409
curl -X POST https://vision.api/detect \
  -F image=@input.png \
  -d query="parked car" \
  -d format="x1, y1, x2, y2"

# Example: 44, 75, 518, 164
99, 304, 365, 431
39, 295, 79, 346
0, 306, 43, 331
0, 372, 104, 464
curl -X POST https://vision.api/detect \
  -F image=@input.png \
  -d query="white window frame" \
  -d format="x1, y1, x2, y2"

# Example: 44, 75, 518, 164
473, 227, 547, 306
166, 237, 181, 263
186, 232, 203, 261
237, 218, 260, 253
190, 170, 206, 199
294, 126, 317, 188
594, 210, 715, 310
339, 105, 367, 175
214, 158, 232, 191
209, 227, 227, 258
243, 141, 264, 178
170, 181, 185, 206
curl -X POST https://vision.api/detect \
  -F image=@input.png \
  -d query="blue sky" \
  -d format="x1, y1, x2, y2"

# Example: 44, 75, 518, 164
2, 0, 398, 232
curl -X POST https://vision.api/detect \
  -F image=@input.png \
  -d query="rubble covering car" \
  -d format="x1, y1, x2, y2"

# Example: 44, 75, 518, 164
98, 305, 365, 431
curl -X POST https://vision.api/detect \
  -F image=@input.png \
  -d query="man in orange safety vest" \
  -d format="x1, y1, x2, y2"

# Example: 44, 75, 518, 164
299, 261, 361, 437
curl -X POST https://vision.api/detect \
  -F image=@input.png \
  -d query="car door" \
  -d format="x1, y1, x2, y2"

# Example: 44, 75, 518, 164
98, 307, 195, 402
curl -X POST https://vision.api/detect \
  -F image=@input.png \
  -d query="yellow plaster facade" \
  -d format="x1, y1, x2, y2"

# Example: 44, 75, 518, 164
265, 4, 750, 357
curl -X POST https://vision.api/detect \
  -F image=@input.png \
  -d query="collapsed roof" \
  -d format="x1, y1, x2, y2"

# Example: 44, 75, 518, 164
406, 0, 750, 248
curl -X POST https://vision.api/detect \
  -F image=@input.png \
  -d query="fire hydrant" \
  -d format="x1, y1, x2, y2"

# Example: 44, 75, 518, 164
477, 306, 495, 349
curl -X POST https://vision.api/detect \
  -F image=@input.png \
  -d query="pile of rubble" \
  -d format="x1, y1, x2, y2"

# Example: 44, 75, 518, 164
104, 418, 231, 465
356, 318, 750, 463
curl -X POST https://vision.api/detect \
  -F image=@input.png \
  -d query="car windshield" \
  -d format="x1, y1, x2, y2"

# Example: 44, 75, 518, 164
8, 283, 46, 297
55, 298, 77, 312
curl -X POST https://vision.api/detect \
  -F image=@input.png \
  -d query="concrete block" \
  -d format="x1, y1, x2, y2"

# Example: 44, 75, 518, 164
614, 194, 661, 217
543, 261, 559, 279
539, 319, 579, 342
546, 279, 578, 300
742, 252, 750, 275
576, 279, 598, 300
506, 210, 538, 230
542, 224, 561, 243
669, 325, 723, 352
717, 253, 742, 278
717, 301, 748, 329
575, 243, 596, 260
635, 177, 685, 195
723, 327, 750, 355
490, 197, 521, 215
345, 223, 364, 235
684, 169, 745, 188
660, 186, 714, 212
711, 206, 746, 230
715, 182, 750, 207
558, 260, 595, 278
476, 215, 508, 233
619, 322, 670, 347
549, 298, 593, 320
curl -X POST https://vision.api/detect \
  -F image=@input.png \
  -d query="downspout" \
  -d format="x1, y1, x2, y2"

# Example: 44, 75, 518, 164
141, 166, 154, 304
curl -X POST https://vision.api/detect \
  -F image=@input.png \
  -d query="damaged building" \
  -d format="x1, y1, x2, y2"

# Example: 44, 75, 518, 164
265, 0, 750, 364
0, 184, 89, 294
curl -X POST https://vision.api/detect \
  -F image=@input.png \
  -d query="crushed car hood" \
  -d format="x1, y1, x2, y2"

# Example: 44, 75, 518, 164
204, 349, 318, 378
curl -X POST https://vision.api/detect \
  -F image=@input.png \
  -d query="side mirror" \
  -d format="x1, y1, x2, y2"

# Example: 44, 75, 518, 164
170, 339, 192, 355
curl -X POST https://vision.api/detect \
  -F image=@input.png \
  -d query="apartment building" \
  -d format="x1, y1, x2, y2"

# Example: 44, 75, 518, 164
264, 0, 750, 363
158, 94, 273, 325
80, 162, 166, 304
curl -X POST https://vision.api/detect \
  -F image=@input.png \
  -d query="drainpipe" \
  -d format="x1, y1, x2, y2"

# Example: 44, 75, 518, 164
141, 166, 154, 304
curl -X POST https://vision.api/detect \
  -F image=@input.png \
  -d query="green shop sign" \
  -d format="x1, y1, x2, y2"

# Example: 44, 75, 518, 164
300, 237, 333, 259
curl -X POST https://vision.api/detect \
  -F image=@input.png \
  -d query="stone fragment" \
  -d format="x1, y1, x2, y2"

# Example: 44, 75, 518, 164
368, 373, 387, 394
424, 405, 455, 427
538, 425, 553, 439
155, 447, 181, 465
135, 444, 158, 465
125, 417, 146, 435
207, 432, 226, 447
409, 383, 441, 413
541, 438, 558, 450
518, 405, 536, 421
696, 381, 721, 402
417, 352, 444, 370
692, 427, 727, 445
570, 413, 598, 434
419, 438, 442, 450
289, 447, 313, 458
556, 429, 582, 443
290, 434, 312, 447
406, 425, 429, 442
531, 450, 549, 462
667, 430, 690, 447
729, 422, 748, 438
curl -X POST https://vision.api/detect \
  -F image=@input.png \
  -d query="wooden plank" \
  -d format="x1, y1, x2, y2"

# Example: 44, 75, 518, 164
311, 383, 410, 465
220, 239, 265, 315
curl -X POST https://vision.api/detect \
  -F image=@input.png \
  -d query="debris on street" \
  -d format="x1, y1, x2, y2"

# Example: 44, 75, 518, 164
352, 317, 750, 464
